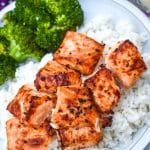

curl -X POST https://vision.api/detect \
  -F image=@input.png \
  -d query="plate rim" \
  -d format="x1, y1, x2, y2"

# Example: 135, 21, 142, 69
113, 0, 150, 33
0, 2, 15, 19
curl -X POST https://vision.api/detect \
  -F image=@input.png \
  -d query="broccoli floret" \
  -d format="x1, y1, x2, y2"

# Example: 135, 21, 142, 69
35, 25, 66, 50
4, 1, 52, 30
14, 0, 53, 29
32, 0, 83, 50
29, 0, 83, 28
49, 0, 83, 28
0, 23, 44, 62
0, 36, 9, 55
0, 55, 17, 85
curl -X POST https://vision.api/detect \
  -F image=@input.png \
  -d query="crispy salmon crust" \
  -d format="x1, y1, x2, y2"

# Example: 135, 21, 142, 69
7, 85, 56, 127
57, 126, 103, 150
51, 86, 101, 129
106, 40, 147, 88
84, 66, 120, 113
6, 118, 53, 150
34, 61, 81, 94
54, 31, 104, 75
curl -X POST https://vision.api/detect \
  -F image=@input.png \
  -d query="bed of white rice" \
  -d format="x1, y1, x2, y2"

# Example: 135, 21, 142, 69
0, 15, 150, 150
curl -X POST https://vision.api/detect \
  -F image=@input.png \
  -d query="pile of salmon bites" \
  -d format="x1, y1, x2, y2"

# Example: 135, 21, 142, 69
6, 31, 147, 150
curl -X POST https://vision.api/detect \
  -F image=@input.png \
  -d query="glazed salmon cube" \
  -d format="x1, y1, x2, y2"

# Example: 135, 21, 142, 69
34, 61, 81, 94
7, 84, 56, 127
106, 40, 147, 88
54, 31, 104, 75
57, 126, 103, 150
51, 86, 101, 129
6, 118, 53, 150
84, 66, 120, 113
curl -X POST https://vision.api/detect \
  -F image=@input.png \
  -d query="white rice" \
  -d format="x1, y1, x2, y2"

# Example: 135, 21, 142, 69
0, 15, 150, 150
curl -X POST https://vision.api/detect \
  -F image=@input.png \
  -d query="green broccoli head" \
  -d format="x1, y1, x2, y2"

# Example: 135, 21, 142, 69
0, 55, 17, 85
35, 23, 66, 51
48, 0, 83, 28
33, 0, 83, 50
17, 2, 52, 29
4, 0, 52, 30
0, 23, 44, 62
29, 0, 83, 28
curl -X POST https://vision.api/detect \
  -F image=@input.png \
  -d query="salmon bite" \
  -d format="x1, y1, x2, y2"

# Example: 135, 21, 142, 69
106, 40, 147, 88
54, 31, 105, 75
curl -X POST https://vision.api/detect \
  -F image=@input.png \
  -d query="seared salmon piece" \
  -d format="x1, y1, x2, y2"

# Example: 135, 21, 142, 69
54, 31, 104, 75
106, 40, 147, 88
84, 66, 120, 113
51, 86, 103, 149
7, 84, 56, 127
6, 118, 53, 150
51, 86, 101, 129
34, 61, 81, 94
57, 126, 103, 150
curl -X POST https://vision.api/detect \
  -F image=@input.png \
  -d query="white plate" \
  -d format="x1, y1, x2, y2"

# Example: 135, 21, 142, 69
0, 0, 150, 150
